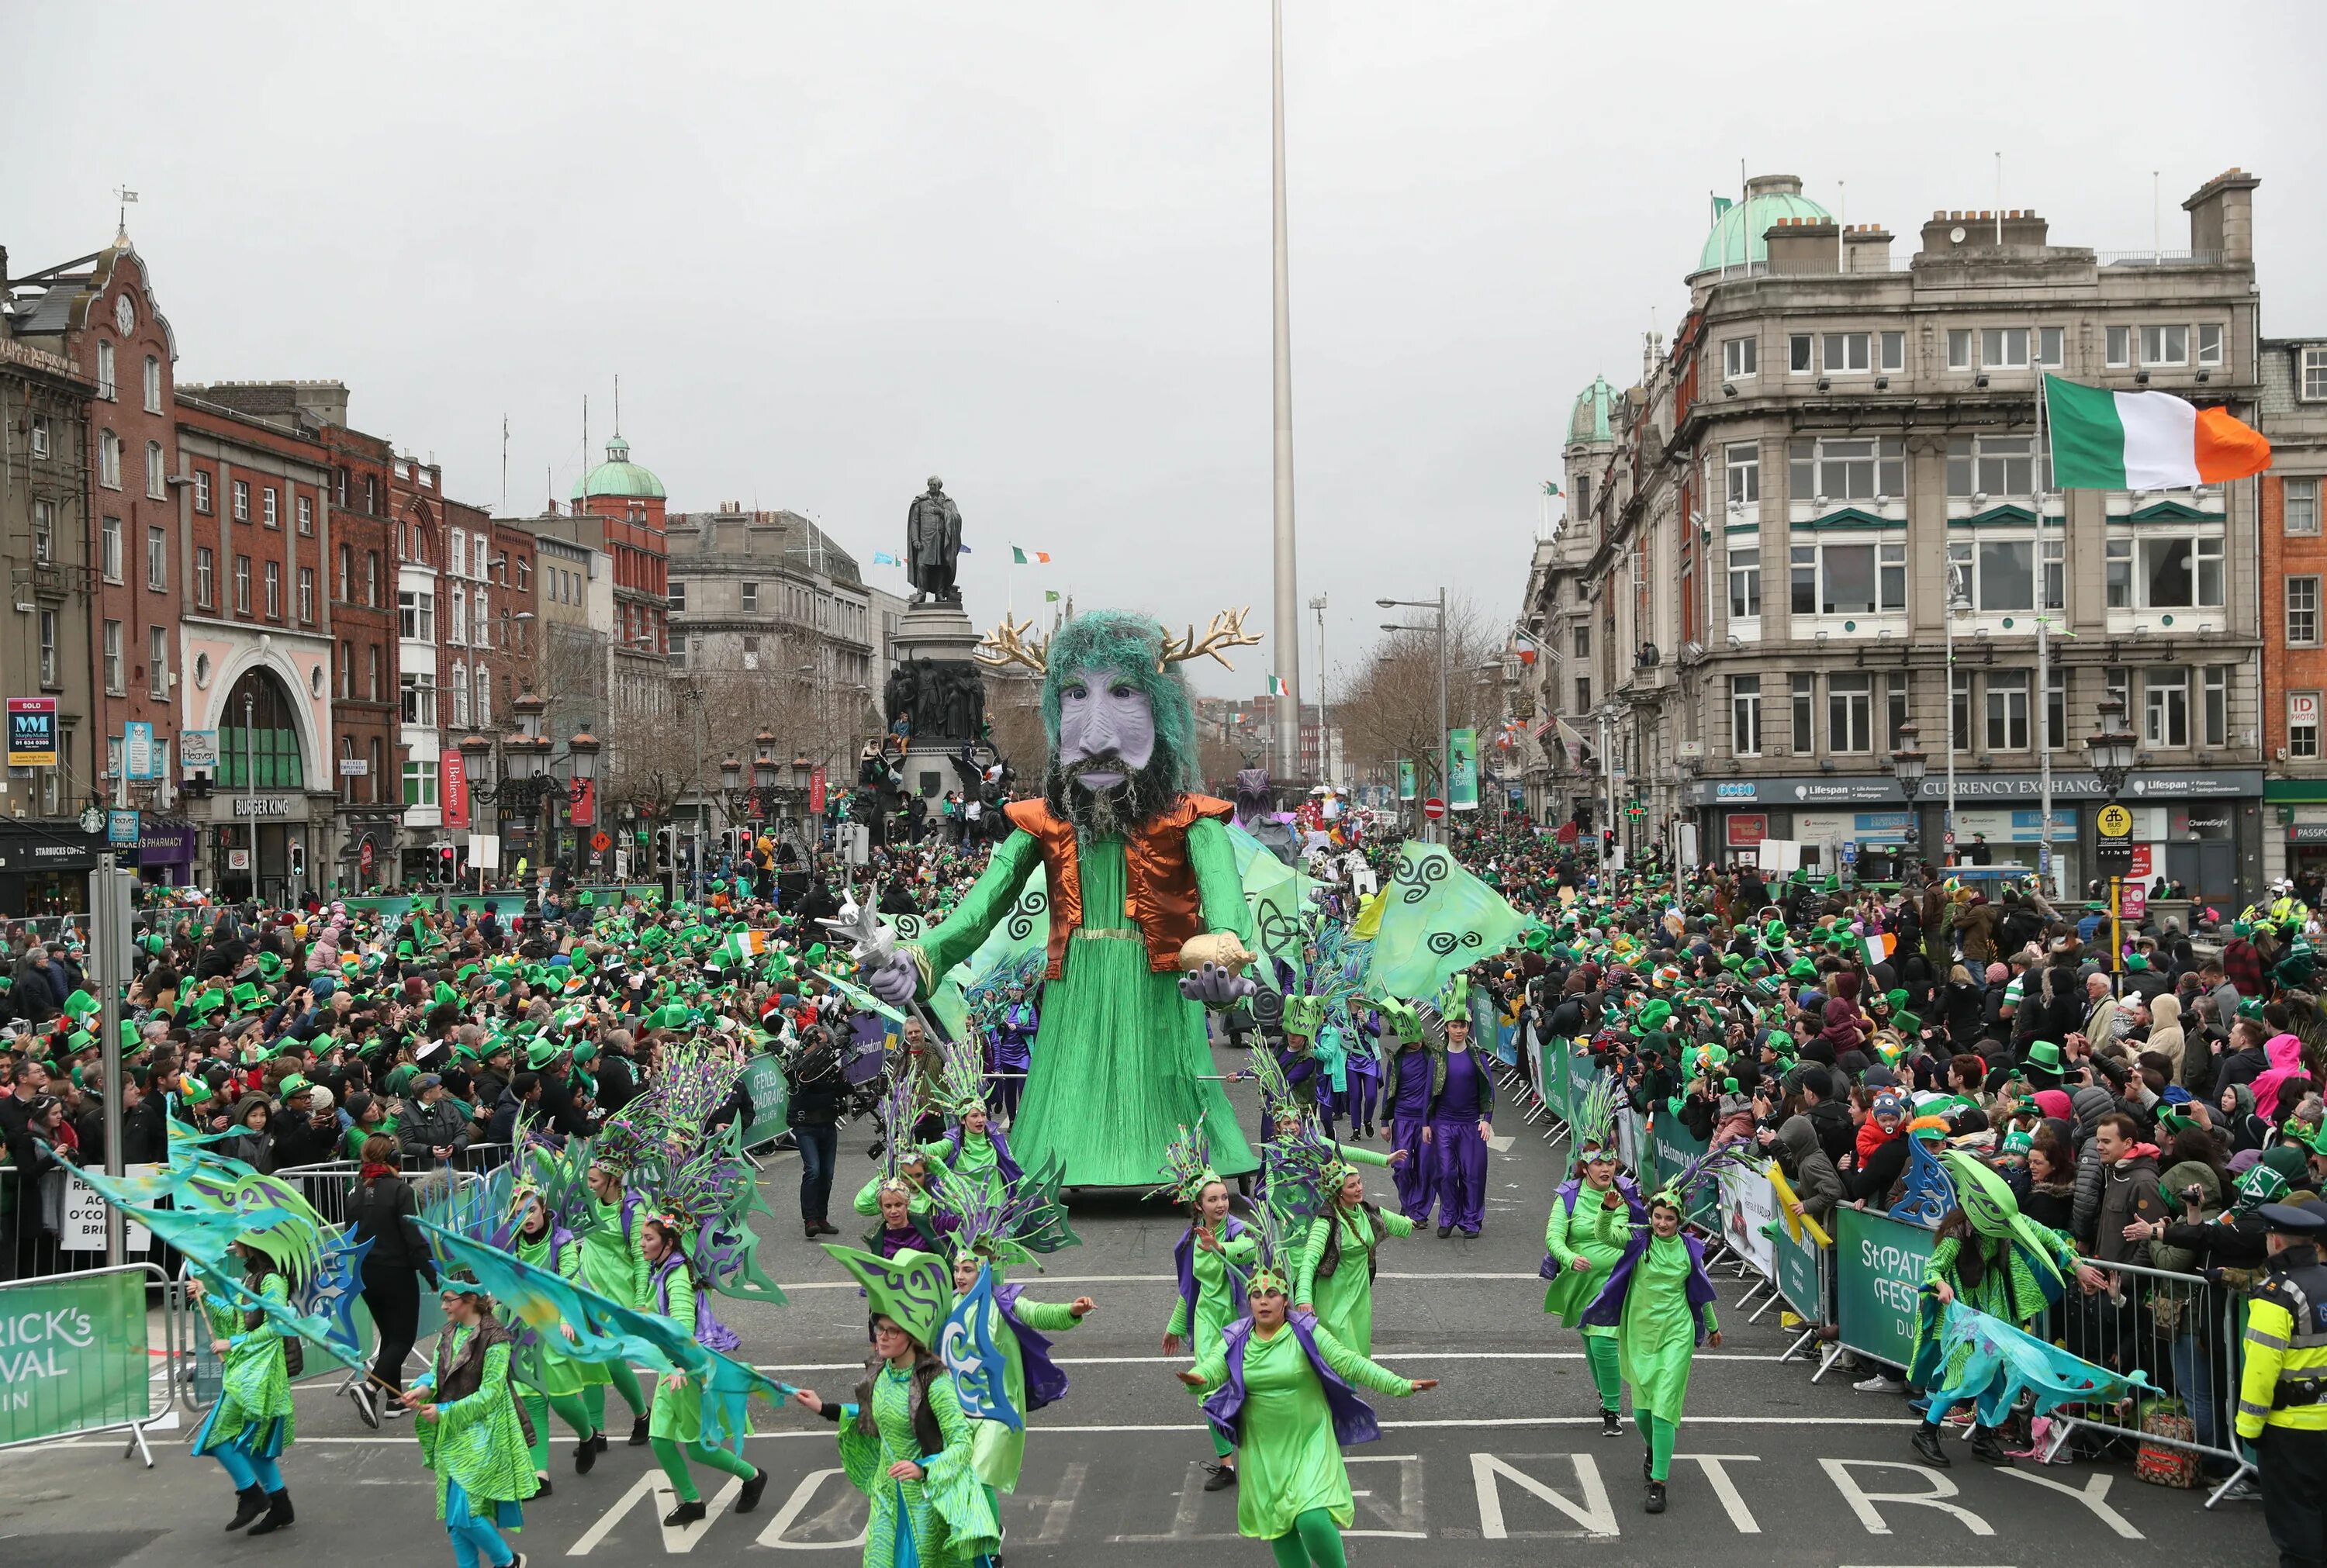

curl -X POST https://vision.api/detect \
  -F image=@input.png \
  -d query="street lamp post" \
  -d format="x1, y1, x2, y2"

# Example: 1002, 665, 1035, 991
465, 688, 595, 893
1944, 564, 1970, 869
1378, 588, 1447, 842
2086, 693, 2139, 994
1891, 720, 1928, 879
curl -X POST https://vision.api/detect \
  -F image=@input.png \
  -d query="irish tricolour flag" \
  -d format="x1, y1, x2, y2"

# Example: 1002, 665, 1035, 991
2045, 373, 2271, 490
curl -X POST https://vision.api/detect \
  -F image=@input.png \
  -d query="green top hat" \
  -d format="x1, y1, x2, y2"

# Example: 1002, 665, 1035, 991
230, 981, 262, 1014
61, 988, 99, 1020
2024, 1040, 2064, 1074
255, 952, 287, 983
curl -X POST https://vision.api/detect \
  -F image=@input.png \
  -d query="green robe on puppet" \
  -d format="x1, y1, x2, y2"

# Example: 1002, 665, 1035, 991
865, 609, 1271, 1186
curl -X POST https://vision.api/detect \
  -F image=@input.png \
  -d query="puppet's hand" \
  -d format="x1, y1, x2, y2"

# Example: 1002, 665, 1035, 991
1178, 962, 1255, 1010
866, 949, 922, 1007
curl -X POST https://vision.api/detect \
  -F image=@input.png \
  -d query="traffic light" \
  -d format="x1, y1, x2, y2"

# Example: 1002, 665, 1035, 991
437, 844, 457, 883
655, 827, 673, 870
287, 841, 306, 881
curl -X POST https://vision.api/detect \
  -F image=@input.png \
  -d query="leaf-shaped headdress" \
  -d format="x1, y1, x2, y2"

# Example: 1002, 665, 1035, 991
1572, 1072, 1622, 1159
934, 1031, 989, 1117
1258, 1110, 1349, 1235
1151, 1122, 1222, 1207
932, 1150, 1080, 1269
876, 1072, 930, 1197
1650, 1141, 1753, 1217
821, 1241, 951, 1350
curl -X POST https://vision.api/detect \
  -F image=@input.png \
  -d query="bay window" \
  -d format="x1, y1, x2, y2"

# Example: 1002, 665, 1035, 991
1791, 536, 1907, 615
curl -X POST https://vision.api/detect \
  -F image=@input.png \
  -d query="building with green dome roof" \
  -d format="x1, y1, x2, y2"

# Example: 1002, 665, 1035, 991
1568, 375, 1620, 445
571, 433, 666, 506
1693, 174, 1831, 278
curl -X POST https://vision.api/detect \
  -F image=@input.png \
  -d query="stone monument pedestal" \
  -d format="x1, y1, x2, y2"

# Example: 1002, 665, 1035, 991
890, 599, 987, 802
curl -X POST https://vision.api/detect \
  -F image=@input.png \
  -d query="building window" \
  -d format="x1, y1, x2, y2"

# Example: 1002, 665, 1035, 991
1572, 625, 1590, 658
1572, 677, 1590, 713
262, 487, 278, 528
2134, 532, 2226, 609
2287, 478, 2321, 537
146, 525, 167, 590
402, 759, 439, 807
30, 499, 53, 564
1952, 668, 1973, 751
399, 590, 434, 641
2145, 667, 2190, 747
365, 475, 377, 513
451, 528, 468, 576
449, 583, 467, 644
1790, 537, 1906, 615
2294, 694, 2322, 760
2197, 324, 2225, 368
264, 561, 281, 619
401, 672, 437, 727
2204, 665, 2230, 748
1984, 671, 2030, 750
1947, 330, 1973, 371
1723, 337, 1757, 378
29, 416, 49, 459
1725, 443, 1759, 507
1886, 671, 1910, 748
100, 514, 123, 582
1789, 436, 1905, 503
233, 556, 252, 613
1788, 333, 1813, 374
2107, 326, 2133, 367
339, 641, 352, 699
451, 664, 471, 728
1731, 675, 1762, 756
96, 340, 116, 399
2140, 325, 2189, 366
1945, 434, 2047, 498
149, 625, 169, 699
475, 668, 491, 727
742, 581, 759, 613
1821, 332, 1871, 373
669, 579, 686, 612
297, 495, 313, 535
99, 430, 122, 489
1981, 327, 2031, 368
473, 537, 489, 580
1947, 532, 2062, 613
230, 479, 251, 521
1727, 547, 1761, 618
1827, 673, 1874, 753
368, 737, 383, 802
367, 644, 381, 701
2305, 347, 2327, 401
194, 470, 211, 513
145, 440, 165, 499
2046, 665, 2068, 750
366, 552, 380, 606
2291, 578, 2322, 647
36, 609, 57, 686
1879, 331, 1906, 372
298, 566, 314, 624
102, 620, 123, 693
742, 634, 762, 670
472, 590, 487, 645
338, 544, 352, 599
143, 354, 162, 412
1790, 673, 1814, 753
195, 547, 214, 606
2038, 326, 2065, 368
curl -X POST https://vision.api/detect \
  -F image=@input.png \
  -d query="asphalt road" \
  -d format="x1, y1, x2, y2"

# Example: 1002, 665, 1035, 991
5, 1054, 2271, 1567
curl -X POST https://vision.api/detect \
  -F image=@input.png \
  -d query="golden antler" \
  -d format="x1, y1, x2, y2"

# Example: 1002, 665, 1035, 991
973, 614, 1049, 674
1159, 606, 1264, 672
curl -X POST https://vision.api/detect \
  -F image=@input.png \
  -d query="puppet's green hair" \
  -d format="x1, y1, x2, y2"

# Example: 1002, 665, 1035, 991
1040, 611, 1199, 795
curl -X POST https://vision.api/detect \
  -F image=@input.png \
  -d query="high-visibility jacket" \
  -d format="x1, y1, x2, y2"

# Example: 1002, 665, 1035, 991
2238, 1249, 2327, 1439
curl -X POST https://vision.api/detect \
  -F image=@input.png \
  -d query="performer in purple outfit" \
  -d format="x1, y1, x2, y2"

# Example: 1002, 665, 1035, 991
1378, 1000, 1437, 1224
1423, 1012, 1494, 1238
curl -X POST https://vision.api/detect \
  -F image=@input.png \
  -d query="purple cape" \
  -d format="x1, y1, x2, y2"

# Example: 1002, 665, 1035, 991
994, 1283, 1070, 1411
1578, 1228, 1719, 1342
1201, 1311, 1381, 1449
1173, 1217, 1251, 1337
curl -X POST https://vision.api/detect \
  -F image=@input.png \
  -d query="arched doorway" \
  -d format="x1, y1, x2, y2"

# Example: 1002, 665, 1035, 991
215, 665, 310, 902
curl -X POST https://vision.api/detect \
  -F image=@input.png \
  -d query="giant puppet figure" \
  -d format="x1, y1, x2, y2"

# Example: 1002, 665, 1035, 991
867, 608, 1271, 1186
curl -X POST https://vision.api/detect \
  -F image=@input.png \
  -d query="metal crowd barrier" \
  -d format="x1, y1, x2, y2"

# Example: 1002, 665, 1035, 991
0, 1261, 182, 1466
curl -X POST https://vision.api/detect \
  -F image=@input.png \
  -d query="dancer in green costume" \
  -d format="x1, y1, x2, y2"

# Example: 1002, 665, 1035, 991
407, 1282, 539, 1568
1540, 1078, 1642, 1434
1175, 1208, 1437, 1568
188, 1241, 303, 1535
1583, 1182, 1724, 1514
948, 1249, 1090, 1514
640, 1214, 769, 1526
505, 1190, 601, 1490
575, 1161, 652, 1449
865, 609, 1275, 1186
1291, 1145, 1413, 1359
852, 1146, 940, 1218
921, 1034, 1025, 1209
1158, 1126, 1261, 1491
794, 1245, 1001, 1568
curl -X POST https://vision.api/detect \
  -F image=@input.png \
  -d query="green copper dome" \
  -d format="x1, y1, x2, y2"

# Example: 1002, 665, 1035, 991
1568, 375, 1619, 444
570, 435, 665, 502
1696, 176, 1831, 275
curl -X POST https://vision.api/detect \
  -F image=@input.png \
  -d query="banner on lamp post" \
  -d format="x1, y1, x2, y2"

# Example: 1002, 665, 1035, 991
1447, 728, 1478, 812
441, 749, 469, 831
569, 777, 596, 829
1396, 759, 1416, 802
809, 765, 827, 815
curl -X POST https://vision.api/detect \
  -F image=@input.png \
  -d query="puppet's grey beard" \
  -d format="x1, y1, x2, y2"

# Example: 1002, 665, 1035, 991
1046, 755, 1175, 840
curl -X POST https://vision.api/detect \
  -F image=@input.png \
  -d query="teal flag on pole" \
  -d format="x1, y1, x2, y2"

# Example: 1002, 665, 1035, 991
1364, 842, 1526, 1000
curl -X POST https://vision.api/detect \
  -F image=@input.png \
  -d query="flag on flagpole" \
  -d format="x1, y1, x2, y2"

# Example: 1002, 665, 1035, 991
1540, 480, 1561, 498
1043, 589, 1060, 603
2043, 374, 2270, 489
1267, 675, 1291, 697
871, 551, 901, 567
1011, 546, 1052, 565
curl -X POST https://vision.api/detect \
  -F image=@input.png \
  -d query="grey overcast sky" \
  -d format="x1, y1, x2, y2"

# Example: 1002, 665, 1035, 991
7, 2, 2322, 699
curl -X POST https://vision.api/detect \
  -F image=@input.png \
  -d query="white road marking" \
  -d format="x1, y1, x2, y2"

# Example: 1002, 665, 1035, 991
1346, 1453, 1427, 1537
564, 1467, 744, 1555
2000, 1466, 2142, 1540
1023, 1459, 1087, 1546
1470, 1452, 1619, 1539
768, 1270, 1542, 1290
1675, 1453, 1762, 1533
1819, 1459, 1995, 1537
754, 1467, 866, 1550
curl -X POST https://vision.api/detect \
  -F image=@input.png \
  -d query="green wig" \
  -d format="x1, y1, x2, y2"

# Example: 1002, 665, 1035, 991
1040, 611, 1200, 795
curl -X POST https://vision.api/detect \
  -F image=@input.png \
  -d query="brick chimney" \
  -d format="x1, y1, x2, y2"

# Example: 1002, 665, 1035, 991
2184, 168, 2260, 262
1917, 209, 2048, 257
1843, 223, 1894, 274
1765, 216, 1841, 275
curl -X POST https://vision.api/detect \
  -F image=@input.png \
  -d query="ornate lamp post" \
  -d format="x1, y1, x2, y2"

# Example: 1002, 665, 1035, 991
2086, 695, 2137, 798
1890, 720, 1928, 876
466, 688, 596, 889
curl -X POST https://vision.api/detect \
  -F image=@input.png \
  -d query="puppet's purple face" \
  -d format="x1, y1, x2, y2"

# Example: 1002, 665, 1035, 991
1056, 665, 1156, 789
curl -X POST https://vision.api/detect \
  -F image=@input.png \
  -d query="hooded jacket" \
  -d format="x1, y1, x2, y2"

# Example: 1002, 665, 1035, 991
1776, 1114, 1842, 1224
2251, 1033, 2308, 1123
2145, 993, 2187, 1080
1804, 1097, 1855, 1170
2069, 1084, 2119, 1245
2094, 1144, 2164, 1266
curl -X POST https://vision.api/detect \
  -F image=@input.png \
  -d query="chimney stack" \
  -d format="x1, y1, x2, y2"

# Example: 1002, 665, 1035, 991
2184, 168, 2260, 263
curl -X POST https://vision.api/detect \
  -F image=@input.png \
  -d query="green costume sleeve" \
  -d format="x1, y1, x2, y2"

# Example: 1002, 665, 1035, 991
1545, 1191, 1578, 1265
1701, 1300, 1720, 1338
1378, 1210, 1414, 1239
910, 831, 1045, 995
1188, 1345, 1229, 1389
442, 1339, 511, 1421
1293, 1215, 1330, 1307
667, 1272, 697, 1339
852, 1173, 884, 1217
1924, 1235, 1962, 1291
1309, 1321, 1415, 1397
1186, 818, 1253, 946
1165, 1293, 1191, 1338
1011, 1299, 1084, 1334
1340, 1144, 1392, 1169
630, 1219, 652, 1306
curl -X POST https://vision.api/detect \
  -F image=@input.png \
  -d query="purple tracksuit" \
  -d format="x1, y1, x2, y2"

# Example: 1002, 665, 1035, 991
1386, 1045, 1433, 1221
1429, 1047, 1489, 1235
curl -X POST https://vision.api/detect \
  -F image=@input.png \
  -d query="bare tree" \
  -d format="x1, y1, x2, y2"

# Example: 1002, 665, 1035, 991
1336, 596, 1499, 794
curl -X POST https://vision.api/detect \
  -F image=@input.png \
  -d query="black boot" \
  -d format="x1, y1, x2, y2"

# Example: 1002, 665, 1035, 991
738, 1466, 770, 1514
1644, 1480, 1667, 1514
663, 1498, 707, 1527
1600, 1408, 1623, 1437
1967, 1425, 2011, 1465
246, 1488, 296, 1535
1204, 1461, 1238, 1492
536, 1472, 554, 1497
576, 1438, 598, 1475
225, 1485, 268, 1531
1643, 1444, 1654, 1480
628, 1414, 652, 1446
1910, 1424, 1953, 1468
592, 1428, 610, 1453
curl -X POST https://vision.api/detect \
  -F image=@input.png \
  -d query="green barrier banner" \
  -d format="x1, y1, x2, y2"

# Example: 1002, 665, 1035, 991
1645, 1111, 1714, 1217
737, 1055, 792, 1149
1834, 1206, 1935, 1369
1772, 1218, 1824, 1320
0, 1269, 149, 1447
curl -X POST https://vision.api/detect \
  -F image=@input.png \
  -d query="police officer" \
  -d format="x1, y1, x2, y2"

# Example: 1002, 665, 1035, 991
2239, 1199, 2327, 1568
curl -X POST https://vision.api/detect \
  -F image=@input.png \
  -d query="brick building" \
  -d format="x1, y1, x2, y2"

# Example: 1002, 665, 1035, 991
2261, 337, 2327, 881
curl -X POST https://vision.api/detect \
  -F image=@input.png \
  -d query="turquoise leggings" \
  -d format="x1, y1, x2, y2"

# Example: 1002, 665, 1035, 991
1267, 1508, 1347, 1568
1583, 1334, 1622, 1408
1642, 1411, 1678, 1482
651, 1435, 756, 1503
445, 1513, 514, 1568
583, 1363, 648, 1430
214, 1446, 283, 1493
521, 1390, 595, 1471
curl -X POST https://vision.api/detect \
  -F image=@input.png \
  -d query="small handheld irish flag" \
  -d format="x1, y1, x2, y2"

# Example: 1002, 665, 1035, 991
2044, 373, 2270, 489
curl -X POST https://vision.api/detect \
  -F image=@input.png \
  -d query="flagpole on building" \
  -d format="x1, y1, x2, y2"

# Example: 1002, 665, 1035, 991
1270, 0, 1304, 782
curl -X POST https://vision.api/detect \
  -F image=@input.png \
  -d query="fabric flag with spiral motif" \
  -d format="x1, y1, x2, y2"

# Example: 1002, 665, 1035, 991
1226, 824, 1304, 989
1363, 841, 1527, 1000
